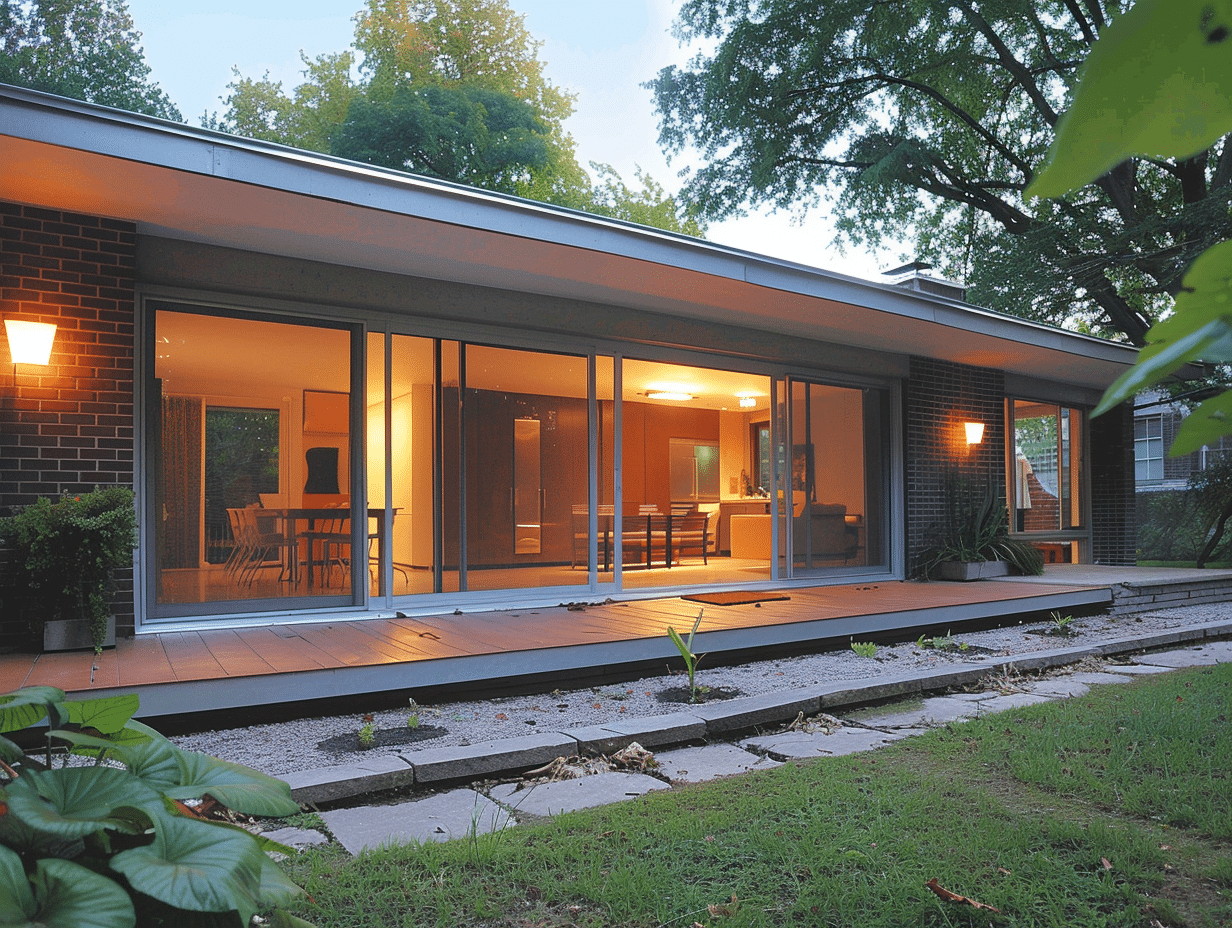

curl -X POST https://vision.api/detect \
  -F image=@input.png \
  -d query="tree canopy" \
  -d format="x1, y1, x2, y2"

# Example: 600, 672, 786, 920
219, 0, 702, 236
649, 0, 1232, 344
0, 0, 179, 120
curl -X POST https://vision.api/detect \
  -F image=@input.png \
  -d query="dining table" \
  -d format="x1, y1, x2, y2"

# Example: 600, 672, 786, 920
257, 507, 399, 591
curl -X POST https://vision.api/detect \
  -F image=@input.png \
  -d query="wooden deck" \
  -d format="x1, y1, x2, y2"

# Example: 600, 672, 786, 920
0, 574, 1114, 719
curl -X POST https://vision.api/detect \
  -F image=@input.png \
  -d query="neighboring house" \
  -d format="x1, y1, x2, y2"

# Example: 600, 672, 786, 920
1134, 390, 1232, 491
0, 85, 1140, 645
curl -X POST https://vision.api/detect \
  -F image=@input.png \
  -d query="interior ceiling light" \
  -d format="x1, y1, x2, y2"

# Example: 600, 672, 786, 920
645, 380, 700, 402
739, 397, 756, 408
648, 391, 694, 401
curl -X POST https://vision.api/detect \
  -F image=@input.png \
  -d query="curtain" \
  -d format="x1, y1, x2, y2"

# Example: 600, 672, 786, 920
161, 396, 202, 569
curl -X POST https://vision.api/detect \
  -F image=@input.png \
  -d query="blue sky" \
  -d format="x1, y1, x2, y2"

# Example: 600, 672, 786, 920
124, 0, 897, 279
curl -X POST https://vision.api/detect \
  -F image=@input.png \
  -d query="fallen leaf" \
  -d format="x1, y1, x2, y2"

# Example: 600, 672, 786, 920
707, 893, 740, 918
925, 879, 1001, 913
997, 867, 1012, 876
494, 713, 507, 720
1101, 858, 1113, 870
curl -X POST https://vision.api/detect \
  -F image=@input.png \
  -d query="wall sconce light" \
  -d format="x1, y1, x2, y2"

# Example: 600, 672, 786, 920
964, 421, 985, 445
5, 319, 57, 366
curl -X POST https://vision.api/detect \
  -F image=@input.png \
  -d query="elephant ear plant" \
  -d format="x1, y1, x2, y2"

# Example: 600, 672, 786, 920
0, 686, 316, 928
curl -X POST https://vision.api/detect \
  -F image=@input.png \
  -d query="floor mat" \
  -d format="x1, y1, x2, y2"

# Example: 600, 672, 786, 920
681, 591, 791, 606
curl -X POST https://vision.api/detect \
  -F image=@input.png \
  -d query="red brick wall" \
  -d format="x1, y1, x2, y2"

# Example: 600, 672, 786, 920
0, 202, 137, 644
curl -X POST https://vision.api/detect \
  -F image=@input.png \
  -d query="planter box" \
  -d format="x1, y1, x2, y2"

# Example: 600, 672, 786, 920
934, 560, 1010, 581
42, 615, 116, 651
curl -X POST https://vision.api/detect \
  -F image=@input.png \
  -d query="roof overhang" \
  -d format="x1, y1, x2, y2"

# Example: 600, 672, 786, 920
0, 85, 1139, 392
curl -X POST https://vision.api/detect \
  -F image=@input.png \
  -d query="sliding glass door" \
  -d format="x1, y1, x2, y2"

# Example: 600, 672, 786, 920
787, 379, 890, 574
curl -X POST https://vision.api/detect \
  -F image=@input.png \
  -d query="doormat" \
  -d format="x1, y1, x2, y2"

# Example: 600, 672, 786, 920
681, 591, 791, 607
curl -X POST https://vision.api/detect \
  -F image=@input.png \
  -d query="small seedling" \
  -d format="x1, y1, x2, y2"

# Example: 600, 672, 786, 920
667, 609, 706, 703
357, 721, 376, 749
407, 713, 420, 729
850, 640, 878, 658
1050, 611, 1074, 633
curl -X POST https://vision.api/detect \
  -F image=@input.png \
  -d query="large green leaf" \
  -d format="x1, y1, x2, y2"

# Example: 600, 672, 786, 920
0, 844, 37, 925
116, 731, 182, 792
165, 751, 299, 817
0, 686, 65, 734
110, 814, 264, 920
1171, 390, 1232, 455
1030, 0, 1232, 199
64, 694, 140, 735
0, 734, 24, 764
26, 858, 135, 928
4, 767, 157, 840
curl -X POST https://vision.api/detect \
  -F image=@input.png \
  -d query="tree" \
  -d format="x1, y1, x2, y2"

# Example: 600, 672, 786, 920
332, 83, 551, 192
217, 0, 702, 236
0, 0, 179, 120
649, 0, 1232, 344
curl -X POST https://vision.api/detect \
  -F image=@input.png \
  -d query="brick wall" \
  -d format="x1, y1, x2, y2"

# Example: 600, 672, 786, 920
0, 202, 137, 645
904, 356, 1007, 574
1091, 402, 1136, 565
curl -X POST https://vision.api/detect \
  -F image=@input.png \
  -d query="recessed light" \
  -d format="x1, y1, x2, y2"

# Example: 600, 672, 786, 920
648, 391, 694, 401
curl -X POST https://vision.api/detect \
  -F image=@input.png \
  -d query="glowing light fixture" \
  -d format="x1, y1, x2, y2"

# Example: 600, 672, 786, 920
4, 319, 56, 366
737, 391, 758, 409
964, 421, 985, 445
648, 391, 694, 401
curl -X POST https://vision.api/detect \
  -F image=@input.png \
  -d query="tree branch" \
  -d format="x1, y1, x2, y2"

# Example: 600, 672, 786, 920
955, 1, 1060, 127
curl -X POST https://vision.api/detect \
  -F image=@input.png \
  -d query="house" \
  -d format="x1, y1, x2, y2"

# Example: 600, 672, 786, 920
0, 84, 1140, 646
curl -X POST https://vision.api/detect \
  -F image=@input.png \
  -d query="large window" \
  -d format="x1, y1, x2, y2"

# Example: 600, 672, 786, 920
1010, 400, 1084, 534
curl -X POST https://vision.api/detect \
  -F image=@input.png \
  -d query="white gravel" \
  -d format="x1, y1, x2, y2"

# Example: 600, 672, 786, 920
170, 603, 1232, 777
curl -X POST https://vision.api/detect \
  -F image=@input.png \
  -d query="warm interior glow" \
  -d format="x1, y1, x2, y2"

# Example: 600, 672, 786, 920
964, 421, 985, 444
4, 319, 56, 366
739, 396, 756, 408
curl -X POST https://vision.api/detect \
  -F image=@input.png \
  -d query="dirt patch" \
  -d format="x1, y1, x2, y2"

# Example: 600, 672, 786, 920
316, 725, 447, 754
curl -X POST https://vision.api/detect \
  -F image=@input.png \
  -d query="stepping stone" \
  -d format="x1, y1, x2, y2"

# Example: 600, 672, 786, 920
655, 744, 781, 782
969, 692, 1053, 713
261, 826, 329, 850
1103, 663, 1173, 675
1133, 642, 1232, 667
488, 772, 668, 817
852, 696, 985, 729
741, 726, 905, 760
321, 789, 512, 854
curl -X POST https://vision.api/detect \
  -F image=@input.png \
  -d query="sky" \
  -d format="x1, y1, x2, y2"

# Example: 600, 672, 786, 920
124, 0, 906, 281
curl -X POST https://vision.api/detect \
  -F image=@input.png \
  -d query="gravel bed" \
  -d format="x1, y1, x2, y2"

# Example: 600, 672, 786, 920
171, 603, 1232, 777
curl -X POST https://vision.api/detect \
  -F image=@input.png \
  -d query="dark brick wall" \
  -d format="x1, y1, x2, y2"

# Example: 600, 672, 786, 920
0, 202, 137, 645
1091, 402, 1136, 565
904, 356, 1006, 574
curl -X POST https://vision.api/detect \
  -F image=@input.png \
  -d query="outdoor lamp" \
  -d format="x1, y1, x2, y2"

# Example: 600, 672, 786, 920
5, 319, 57, 366
964, 421, 985, 445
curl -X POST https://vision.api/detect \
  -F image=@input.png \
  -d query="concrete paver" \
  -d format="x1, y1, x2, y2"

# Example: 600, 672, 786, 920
262, 826, 329, 850
1133, 641, 1232, 667
654, 744, 781, 782
488, 772, 669, 817
321, 789, 513, 853
741, 726, 906, 759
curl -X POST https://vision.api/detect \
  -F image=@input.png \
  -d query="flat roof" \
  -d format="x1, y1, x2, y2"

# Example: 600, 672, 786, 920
0, 84, 1138, 392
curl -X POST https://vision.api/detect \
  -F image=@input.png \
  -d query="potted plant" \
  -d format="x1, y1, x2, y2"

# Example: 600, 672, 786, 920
916, 476, 1044, 580
1, 487, 137, 653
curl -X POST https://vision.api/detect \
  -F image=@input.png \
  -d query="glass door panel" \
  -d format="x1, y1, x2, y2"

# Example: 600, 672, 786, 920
787, 380, 888, 574
621, 359, 772, 589
151, 304, 353, 613
462, 344, 589, 591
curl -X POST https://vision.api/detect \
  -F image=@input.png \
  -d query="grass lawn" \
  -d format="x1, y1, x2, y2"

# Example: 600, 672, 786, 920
286, 664, 1232, 927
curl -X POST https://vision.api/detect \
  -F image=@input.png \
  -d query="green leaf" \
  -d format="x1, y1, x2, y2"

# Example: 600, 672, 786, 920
667, 626, 692, 662
64, 694, 139, 735
1030, 0, 1232, 199
0, 686, 65, 734
0, 734, 25, 764
1171, 390, 1232, 455
1095, 239, 1232, 415
116, 730, 182, 791
254, 855, 306, 910
4, 767, 158, 840
110, 814, 264, 920
27, 858, 135, 928
0, 844, 37, 925
165, 751, 299, 817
